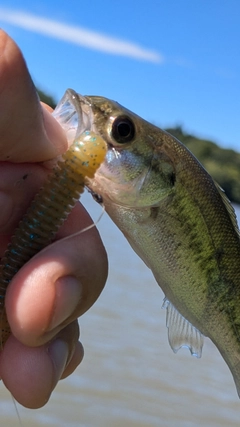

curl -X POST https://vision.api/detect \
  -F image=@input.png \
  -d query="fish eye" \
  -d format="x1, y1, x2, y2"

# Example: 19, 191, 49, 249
111, 116, 135, 144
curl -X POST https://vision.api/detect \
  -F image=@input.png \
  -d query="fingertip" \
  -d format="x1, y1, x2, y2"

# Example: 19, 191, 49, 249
47, 275, 82, 332
0, 30, 24, 67
41, 106, 68, 155
61, 340, 84, 379
0, 336, 54, 408
0, 329, 81, 408
5, 263, 56, 346
5, 262, 82, 347
5, 213, 107, 347
0, 30, 68, 162
47, 338, 69, 387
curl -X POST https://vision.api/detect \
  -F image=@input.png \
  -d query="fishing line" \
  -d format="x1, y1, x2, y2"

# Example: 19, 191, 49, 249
11, 394, 24, 427
0, 88, 107, 424
0, 130, 106, 427
0, 130, 107, 346
1, 202, 105, 427
0, 202, 105, 427
52, 203, 106, 245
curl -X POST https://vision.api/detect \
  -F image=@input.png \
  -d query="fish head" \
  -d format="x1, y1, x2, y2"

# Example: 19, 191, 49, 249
83, 95, 176, 208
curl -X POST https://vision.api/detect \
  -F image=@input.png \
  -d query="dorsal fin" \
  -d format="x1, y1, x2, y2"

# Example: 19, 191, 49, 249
162, 299, 204, 358
214, 181, 240, 237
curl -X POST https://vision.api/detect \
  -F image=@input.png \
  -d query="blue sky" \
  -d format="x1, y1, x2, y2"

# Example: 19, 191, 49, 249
0, 1, 239, 150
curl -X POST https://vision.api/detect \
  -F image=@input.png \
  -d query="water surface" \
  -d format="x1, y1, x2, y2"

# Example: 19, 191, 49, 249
1, 195, 240, 426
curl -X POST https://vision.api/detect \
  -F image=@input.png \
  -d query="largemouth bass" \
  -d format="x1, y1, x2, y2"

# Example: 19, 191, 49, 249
71, 91, 240, 397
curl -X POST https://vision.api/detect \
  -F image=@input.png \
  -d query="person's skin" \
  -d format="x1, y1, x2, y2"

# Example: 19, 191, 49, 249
0, 30, 108, 408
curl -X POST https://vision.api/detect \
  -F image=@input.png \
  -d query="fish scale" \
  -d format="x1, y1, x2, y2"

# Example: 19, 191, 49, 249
1, 87, 240, 399
83, 94, 240, 397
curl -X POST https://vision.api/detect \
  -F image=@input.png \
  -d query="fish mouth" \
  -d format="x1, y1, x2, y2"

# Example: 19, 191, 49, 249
53, 91, 166, 208
52, 89, 93, 144
53, 89, 110, 203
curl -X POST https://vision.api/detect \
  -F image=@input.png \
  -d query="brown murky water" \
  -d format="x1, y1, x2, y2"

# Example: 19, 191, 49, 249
0, 195, 240, 426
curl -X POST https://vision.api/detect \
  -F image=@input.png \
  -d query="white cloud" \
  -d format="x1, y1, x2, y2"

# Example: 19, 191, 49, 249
0, 8, 163, 63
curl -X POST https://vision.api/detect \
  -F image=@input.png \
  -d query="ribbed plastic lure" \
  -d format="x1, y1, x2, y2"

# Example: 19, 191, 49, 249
0, 90, 107, 346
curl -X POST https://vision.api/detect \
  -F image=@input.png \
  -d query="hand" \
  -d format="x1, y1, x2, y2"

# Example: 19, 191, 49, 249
0, 30, 108, 408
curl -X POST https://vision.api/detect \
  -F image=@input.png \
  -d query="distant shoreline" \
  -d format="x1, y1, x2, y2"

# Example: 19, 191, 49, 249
166, 126, 240, 204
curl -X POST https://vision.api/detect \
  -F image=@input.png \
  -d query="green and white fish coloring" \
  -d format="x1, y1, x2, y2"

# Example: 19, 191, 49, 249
73, 91, 240, 398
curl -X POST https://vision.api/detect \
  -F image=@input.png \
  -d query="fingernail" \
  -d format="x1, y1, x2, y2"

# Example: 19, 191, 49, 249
48, 276, 82, 331
0, 192, 13, 228
48, 338, 69, 386
42, 106, 68, 153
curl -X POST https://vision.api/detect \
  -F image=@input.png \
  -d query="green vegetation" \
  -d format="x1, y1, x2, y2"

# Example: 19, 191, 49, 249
36, 89, 240, 204
37, 88, 56, 109
166, 126, 240, 204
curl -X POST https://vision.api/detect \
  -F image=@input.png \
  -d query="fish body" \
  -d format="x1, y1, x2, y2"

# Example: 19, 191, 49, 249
74, 93, 240, 396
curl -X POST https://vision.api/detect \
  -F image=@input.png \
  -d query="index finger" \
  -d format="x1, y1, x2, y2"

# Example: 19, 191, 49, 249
0, 30, 67, 162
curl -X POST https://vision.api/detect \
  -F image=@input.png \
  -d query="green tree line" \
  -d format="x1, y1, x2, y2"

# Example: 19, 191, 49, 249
37, 89, 240, 204
166, 126, 240, 204
37, 88, 56, 109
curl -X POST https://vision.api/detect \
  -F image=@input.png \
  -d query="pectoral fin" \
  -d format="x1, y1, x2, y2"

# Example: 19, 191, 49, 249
162, 299, 204, 358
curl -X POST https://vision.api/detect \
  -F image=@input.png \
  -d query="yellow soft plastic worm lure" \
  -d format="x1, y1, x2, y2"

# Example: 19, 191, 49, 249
0, 89, 107, 346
